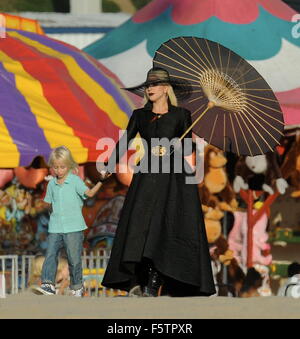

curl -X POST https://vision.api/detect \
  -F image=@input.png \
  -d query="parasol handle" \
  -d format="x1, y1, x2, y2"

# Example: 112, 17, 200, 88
179, 101, 215, 141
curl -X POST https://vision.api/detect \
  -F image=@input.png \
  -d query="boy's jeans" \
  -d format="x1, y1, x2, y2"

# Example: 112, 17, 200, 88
41, 231, 84, 291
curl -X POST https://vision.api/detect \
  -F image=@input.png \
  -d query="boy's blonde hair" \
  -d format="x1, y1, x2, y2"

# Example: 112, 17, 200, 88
48, 146, 78, 173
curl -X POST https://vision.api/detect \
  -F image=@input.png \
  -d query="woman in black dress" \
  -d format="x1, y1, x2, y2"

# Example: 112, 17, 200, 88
100, 67, 216, 297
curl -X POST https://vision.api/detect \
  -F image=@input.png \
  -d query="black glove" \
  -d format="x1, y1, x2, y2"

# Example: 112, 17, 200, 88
98, 161, 112, 182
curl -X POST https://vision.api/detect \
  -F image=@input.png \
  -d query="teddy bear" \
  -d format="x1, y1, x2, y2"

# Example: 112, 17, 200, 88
198, 145, 242, 295
199, 145, 238, 213
229, 152, 288, 271
206, 215, 246, 296
198, 145, 238, 248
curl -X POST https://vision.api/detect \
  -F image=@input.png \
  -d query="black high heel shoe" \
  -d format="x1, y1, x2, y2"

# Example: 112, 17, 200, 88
142, 267, 163, 297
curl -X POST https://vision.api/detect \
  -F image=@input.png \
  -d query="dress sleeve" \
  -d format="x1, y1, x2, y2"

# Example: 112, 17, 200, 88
43, 181, 53, 204
181, 108, 195, 156
107, 110, 139, 170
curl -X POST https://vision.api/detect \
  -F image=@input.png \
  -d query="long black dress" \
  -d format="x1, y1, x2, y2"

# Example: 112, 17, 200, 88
102, 103, 216, 296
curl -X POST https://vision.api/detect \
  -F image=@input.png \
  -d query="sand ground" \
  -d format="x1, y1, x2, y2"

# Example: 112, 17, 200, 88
0, 292, 299, 319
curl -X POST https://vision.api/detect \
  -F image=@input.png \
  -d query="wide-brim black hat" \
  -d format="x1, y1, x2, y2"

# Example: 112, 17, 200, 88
122, 67, 192, 101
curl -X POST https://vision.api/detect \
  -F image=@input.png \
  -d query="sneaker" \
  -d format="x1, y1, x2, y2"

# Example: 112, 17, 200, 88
32, 283, 56, 296
71, 287, 84, 297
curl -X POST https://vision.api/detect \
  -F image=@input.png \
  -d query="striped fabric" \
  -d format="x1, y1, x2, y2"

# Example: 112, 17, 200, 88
0, 13, 44, 34
0, 29, 135, 168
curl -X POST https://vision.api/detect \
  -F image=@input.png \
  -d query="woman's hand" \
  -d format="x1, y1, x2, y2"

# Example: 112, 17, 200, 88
100, 170, 112, 182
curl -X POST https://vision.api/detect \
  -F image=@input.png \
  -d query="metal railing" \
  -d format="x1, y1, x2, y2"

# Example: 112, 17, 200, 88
82, 249, 126, 297
20, 255, 35, 292
0, 251, 127, 297
0, 255, 19, 296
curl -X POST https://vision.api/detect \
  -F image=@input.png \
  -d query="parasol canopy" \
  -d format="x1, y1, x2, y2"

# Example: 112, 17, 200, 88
153, 36, 285, 156
0, 29, 135, 168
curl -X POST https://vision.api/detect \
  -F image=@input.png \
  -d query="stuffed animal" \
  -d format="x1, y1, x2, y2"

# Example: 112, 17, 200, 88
1, 184, 44, 253
281, 135, 300, 198
198, 146, 242, 295
204, 208, 223, 244
29, 256, 70, 295
0, 192, 15, 252
229, 152, 288, 271
200, 145, 238, 213
239, 267, 263, 298
0, 188, 16, 233
208, 227, 245, 297
254, 264, 272, 296
16, 216, 36, 253
198, 145, 237, 260
14, 167, 48, 189
233, 153, 288, 195
229, 210, 272, 268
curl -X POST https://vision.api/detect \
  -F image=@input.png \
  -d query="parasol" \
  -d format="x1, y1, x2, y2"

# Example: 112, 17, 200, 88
153, 36, 285, 156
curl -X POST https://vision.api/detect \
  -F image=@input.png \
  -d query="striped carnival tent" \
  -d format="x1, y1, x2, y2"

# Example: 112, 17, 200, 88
0, 13, 44, 34
0, 29, 136, 168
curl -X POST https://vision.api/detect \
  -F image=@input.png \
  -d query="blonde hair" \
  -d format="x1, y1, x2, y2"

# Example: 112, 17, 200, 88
48, 146, 78, 173
166, 85, 178, 106
144, 84, 178, 107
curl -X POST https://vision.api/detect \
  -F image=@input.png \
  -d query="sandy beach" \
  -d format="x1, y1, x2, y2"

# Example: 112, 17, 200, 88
0, 292, 299, 319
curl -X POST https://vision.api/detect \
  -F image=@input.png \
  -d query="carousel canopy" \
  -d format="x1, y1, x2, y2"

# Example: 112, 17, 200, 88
0, 12, 44, 34
84, 0, 300, 126
0, 29, 135, 168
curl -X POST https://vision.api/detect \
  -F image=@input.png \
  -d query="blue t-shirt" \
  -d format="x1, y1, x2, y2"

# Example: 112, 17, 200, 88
44, 173, 88, 233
